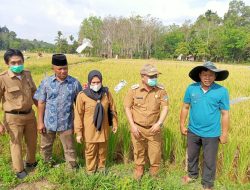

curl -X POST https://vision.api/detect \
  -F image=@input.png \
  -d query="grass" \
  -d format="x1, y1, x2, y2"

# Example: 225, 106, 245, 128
0, 52, 250, 189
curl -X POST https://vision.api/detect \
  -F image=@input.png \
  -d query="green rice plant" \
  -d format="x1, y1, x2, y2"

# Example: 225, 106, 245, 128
106, 130, 119, 166
120, 123, 131, 164
0, 52, 250, 188
162, 126, 174, 163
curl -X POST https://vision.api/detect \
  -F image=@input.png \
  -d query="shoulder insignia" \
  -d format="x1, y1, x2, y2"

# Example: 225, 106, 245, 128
131, 84, 139, 90
156, 83, 164, 89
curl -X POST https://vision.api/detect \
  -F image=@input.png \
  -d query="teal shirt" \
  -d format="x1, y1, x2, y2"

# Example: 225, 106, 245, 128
183, 82, 229, 137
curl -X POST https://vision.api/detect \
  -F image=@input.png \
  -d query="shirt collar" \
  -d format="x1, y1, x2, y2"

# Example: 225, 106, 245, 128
140, 82, 156, 92
199, 82, 215, 91
52, 74, 69, 83
7, 69, 25, 79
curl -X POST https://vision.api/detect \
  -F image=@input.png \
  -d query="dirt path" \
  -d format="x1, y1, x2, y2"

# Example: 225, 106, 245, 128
11, 180, 57, 190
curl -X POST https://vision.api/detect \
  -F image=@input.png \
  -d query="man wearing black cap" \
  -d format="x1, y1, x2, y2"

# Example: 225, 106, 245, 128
34, 54, 82, 169
180, 61, 230, 190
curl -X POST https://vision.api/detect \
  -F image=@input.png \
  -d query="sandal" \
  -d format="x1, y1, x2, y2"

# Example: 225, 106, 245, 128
182, 175, 196, 184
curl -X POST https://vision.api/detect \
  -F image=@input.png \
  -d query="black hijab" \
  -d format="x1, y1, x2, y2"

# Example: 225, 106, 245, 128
83, 70, 107, 131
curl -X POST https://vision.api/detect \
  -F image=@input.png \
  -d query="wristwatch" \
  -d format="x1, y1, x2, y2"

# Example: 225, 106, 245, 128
158, 121, 163, 128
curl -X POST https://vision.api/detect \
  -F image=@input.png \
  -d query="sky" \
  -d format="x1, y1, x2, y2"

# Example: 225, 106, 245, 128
0, 0, 249, 44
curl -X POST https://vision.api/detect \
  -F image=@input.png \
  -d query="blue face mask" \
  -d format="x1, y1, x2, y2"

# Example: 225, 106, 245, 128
10, 65, 24, 73
147, 78, 157, 86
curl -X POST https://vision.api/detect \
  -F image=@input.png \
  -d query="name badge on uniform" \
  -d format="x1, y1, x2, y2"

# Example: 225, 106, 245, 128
135, 96, 143, 99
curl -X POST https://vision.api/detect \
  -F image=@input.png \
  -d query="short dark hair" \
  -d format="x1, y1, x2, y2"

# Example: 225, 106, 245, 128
4, 49, 24, 63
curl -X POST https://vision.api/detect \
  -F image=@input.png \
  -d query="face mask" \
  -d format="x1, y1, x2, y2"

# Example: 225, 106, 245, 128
90, 84, 102, 92
147, 78, 157, 87
10, 65, 24, 73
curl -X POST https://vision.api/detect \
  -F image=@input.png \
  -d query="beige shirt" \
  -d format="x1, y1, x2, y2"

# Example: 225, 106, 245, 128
74, 91, 118, 143
124, 83, 169, 127
0, 69, 37, 112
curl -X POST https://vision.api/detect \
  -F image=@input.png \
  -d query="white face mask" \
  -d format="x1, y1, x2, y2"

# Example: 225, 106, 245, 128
90, 84, 102, 92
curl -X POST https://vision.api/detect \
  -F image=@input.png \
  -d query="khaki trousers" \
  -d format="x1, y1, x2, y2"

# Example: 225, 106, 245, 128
131, 124, 162, 167
5, 110, 37, 173
40, 129, 76, 166
85, 141, 108, 172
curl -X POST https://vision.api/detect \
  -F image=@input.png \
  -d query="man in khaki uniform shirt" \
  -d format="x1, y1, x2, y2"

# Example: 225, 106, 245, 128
0, 49, 37, 179
124, 64, 169, 180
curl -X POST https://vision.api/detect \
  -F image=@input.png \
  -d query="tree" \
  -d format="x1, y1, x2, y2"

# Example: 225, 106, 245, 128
220, 26, 248, 62
78, 16, 103, 56
0, 26, 54, 51
55, 31, 69, 53
224, 0, 250, 27
175, 42, 189, 57
68, 35, 78, 54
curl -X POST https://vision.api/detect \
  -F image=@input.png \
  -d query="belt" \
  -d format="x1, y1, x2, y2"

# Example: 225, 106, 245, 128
5, 109, 32, 115
134, 122, 152, 129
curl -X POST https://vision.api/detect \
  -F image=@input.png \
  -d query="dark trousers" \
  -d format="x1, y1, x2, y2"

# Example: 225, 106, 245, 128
187, 130, 219, 188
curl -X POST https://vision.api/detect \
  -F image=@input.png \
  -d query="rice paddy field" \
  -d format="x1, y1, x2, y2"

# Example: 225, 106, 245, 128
0, 52, 250, 190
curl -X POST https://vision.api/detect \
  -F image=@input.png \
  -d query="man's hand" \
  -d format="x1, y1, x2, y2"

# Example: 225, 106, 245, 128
180, 103, 189, 136
37, 123, 46, 134
131, 125, 141, 139
112, 125, 117, 134
219, 133, 228, 144
76, 136, 83, 144
180, 126, 188, 136
0, 124, 5, 135
150, 123, 161, 134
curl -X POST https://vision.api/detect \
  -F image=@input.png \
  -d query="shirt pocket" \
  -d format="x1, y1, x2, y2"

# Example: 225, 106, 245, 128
6, 86, 23, 102
190, 93, 202, 104
24, 80, 33, 99
134, 97, 146, 111
149, 95, 161, 111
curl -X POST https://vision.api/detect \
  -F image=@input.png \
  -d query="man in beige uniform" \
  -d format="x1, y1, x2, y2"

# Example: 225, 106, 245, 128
0, 49, 37, 179
124, 64, 169, 180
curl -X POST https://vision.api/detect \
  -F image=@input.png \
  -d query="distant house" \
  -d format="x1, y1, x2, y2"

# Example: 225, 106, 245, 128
186, 55, 194, 61
177, 54, 184, 61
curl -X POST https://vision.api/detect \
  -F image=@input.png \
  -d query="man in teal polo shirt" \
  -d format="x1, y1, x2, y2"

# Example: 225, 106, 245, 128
180, 61, 230, 190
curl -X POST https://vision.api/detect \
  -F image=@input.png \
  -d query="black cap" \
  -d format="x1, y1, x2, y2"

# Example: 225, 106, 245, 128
52, 54, 68, 66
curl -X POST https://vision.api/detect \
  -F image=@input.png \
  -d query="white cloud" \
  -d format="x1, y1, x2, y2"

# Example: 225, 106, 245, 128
40, 0, 80, 27
13, 16, 27, 25
0, 0, 249, 43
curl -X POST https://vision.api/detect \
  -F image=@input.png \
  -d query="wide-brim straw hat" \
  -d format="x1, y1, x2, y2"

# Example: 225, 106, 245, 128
189, 61, 229, 82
